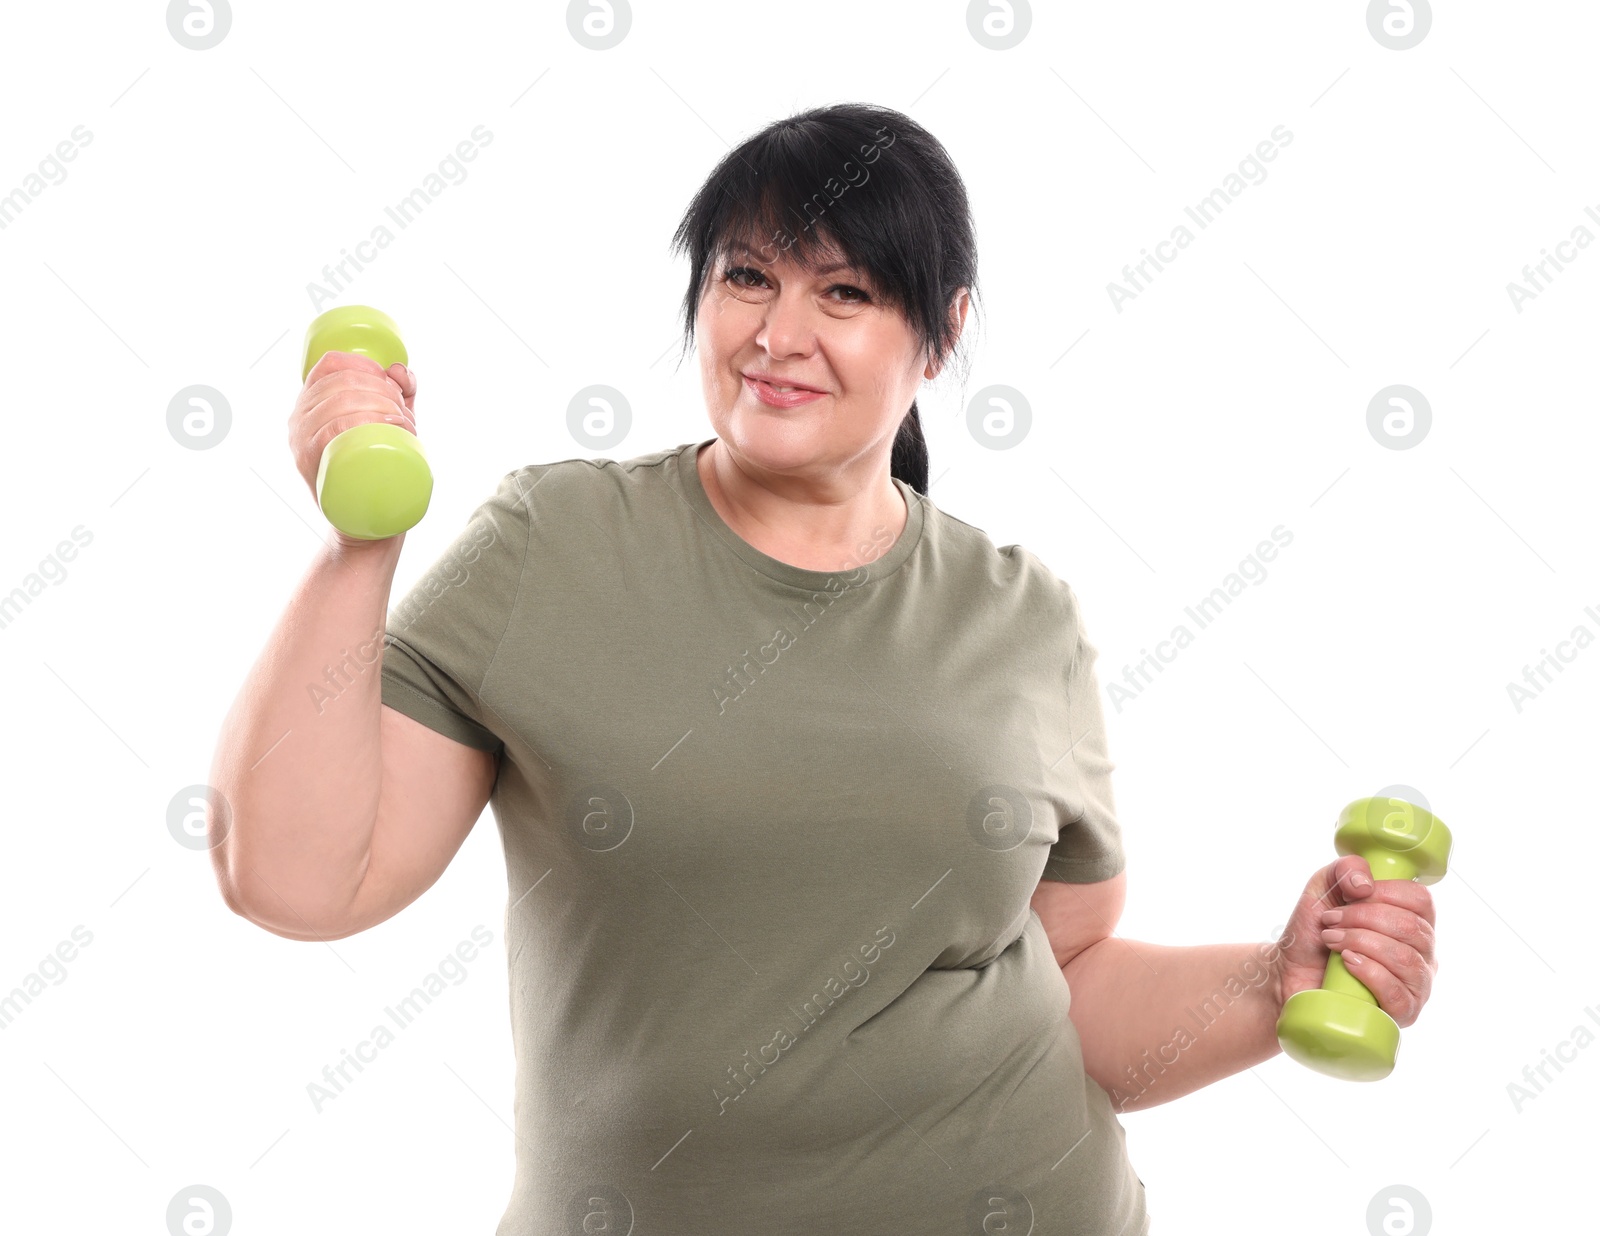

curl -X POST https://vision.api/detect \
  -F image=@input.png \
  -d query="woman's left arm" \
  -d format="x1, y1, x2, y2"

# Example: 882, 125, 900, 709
1048, 854, 1439, 1114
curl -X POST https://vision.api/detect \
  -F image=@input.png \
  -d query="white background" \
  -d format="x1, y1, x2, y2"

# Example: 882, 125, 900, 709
0, 2, 1592, 1233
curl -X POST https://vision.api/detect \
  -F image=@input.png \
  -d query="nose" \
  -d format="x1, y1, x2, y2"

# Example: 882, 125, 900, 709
755, 288, 817, 360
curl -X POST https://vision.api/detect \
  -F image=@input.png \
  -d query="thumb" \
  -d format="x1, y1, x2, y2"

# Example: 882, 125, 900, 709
1321, 854, 1376, 909
1285, 855, 1376, 955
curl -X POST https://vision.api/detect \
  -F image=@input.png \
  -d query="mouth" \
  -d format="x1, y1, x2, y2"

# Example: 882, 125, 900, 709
743, 374, 828, 407
743, 372, 824, 394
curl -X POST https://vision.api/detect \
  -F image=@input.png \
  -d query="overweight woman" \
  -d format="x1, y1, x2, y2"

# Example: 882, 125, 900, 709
210, 102, 1439, 1234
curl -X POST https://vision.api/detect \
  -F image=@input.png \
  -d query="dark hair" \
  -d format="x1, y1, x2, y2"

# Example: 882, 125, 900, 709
669, 102, 979, 496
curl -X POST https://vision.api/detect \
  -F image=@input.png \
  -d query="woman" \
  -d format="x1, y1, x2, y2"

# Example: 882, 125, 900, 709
212, 102, 1439, 1234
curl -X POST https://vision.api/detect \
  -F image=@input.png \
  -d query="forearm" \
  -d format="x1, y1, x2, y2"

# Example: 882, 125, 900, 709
1061, 935, 1288, 1113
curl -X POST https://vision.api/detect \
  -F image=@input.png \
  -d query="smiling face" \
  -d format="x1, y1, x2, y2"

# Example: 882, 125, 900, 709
696, 234, 952, 484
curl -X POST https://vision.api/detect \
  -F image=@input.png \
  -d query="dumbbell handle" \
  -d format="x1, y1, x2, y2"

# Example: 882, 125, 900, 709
1320, 844, 1428, 1007
301, 305, 433, 540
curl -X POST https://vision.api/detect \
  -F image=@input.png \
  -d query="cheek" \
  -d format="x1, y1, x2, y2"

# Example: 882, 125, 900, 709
695, 316, 740, 406
835, 339, 907, 403
698, 296, 750, 361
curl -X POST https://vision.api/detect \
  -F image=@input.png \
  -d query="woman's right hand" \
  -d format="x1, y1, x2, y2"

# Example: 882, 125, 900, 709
290, 350, 418, 546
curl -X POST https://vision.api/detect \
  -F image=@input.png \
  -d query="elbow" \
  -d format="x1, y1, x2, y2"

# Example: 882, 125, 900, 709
214, 869, 279, 934
207, 832, 254, 923
221, 879, 360, 941
217, 877, 252, 923
213, 855, 352, 942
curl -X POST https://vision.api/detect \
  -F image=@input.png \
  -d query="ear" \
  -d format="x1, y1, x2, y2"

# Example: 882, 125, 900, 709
923, 289, 971, 381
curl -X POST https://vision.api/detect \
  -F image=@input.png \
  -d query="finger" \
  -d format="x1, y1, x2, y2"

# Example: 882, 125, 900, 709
1326, 933, 1430, 1027
300, 368, 405, 408
1359, 878, 1437, 930
303, 348, 388, 387
305, 409, 416, 458
1322, 903, 1436, 969
388, 361, 416, 399
301, 385, 408, 424
289, 410, 415, 463
395, 363, 417, 414
299, 391, 412, 446
1322, 917, 1432, 982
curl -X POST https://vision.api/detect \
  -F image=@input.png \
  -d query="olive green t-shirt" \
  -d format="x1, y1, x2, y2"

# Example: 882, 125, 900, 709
379, 437, 1149, 1235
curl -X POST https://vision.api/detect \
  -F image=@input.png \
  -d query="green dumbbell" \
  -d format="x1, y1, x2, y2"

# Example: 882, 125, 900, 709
301, 304, 433, 540
1276, 797, 1451, 1081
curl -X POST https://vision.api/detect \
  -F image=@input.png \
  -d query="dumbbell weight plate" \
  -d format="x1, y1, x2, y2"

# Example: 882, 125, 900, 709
314, 422, 433, 541
301, 304, 408, 381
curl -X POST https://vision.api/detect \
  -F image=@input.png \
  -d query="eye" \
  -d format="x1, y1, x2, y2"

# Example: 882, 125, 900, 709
723, 265, 764, 287
720, 266, 872, 304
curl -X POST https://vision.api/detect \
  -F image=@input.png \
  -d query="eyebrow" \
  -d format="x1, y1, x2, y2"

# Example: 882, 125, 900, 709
726, 241, 863, 277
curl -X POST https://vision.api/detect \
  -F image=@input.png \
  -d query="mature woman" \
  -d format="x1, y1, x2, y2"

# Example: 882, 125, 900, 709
212, 102, 1438, 1234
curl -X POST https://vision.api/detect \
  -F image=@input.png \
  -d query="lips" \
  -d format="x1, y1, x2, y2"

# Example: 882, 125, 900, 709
744, 372, 824, 394
743, 374, 827, 408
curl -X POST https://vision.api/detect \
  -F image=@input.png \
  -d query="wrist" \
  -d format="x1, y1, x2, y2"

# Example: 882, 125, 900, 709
1263, 952, 1288, 1058
330, 529, 405, 557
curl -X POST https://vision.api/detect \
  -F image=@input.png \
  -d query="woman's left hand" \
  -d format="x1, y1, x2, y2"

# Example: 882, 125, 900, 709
1270, 855, 1439, 1028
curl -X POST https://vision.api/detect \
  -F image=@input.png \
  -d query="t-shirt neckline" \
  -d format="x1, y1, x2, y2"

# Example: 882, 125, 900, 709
673, 437, 925, 591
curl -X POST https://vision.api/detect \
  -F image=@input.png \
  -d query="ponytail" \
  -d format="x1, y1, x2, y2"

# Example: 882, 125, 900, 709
890, 404, 928, 496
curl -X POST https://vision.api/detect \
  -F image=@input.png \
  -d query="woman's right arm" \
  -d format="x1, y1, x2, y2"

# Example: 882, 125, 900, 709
207, 352, 496, 940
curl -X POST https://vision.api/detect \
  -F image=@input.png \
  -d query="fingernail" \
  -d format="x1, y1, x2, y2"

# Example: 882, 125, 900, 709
1343, 951, 1364, 967
1320, 909, 1343, 925
1351, 873, 1371, 891
1321, 929, 1345, 944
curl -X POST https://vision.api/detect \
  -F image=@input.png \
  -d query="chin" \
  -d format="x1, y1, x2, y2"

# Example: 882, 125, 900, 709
725, 428, 824, 477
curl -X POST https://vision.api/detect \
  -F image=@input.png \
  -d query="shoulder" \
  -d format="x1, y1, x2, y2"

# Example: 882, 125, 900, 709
487, 440, 693, 524
921, 500, 1084, 632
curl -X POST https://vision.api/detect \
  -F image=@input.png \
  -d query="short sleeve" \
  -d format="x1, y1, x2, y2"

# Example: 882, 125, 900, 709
1040, 582, 1127, 883
379, 469, 534, 754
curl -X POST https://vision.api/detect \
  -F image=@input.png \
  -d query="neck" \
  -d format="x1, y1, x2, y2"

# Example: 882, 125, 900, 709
698, 439, 906, 572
